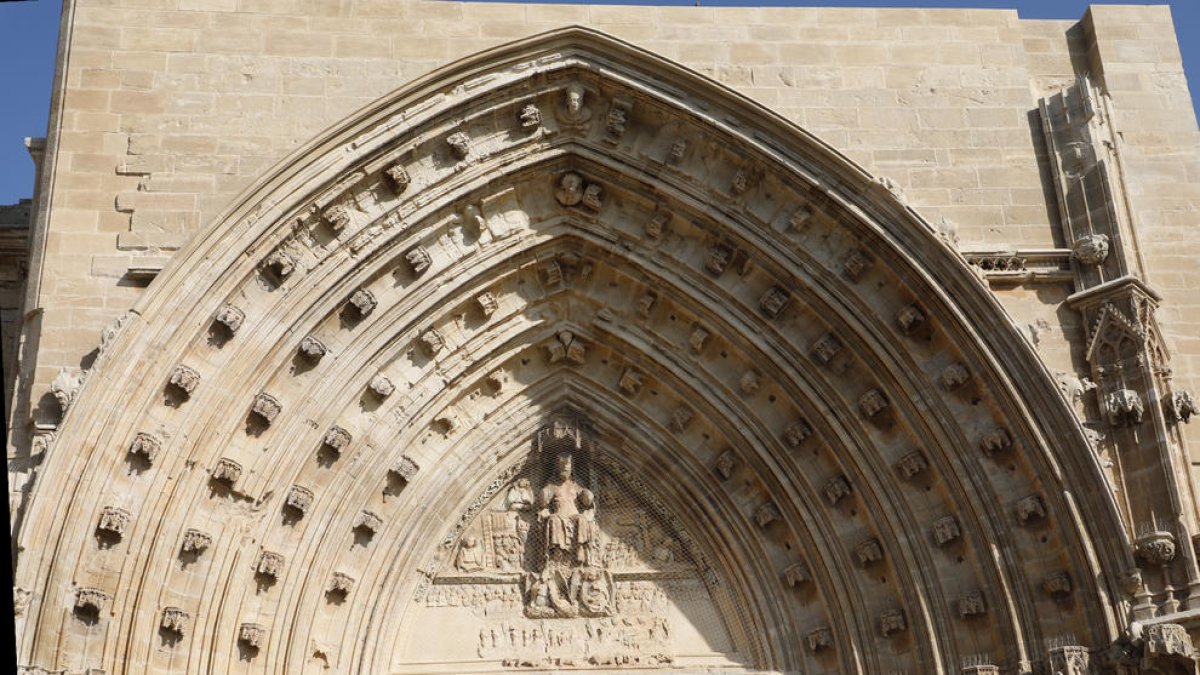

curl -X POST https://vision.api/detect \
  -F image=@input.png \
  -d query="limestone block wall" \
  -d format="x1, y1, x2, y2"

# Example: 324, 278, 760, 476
10, 1, 1200, 466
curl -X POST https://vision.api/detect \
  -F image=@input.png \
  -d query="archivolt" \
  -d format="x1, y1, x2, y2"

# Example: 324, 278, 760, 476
15, 26, 1133, 674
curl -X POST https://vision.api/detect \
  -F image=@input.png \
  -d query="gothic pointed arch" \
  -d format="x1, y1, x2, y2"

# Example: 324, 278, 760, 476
14, 26, 1149, 674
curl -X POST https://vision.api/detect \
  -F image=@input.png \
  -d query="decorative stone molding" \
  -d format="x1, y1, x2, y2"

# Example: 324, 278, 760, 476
842, 250, 871, 282
645, 204, 669, 240
348, 288, 377, 318
705, 243, 733, 276
214, 304, 245, 335
322, 426, 351, 454
669, 406, 693, 433
97, 506, 131, 537
1105, 389, 1144, 427
1164, 390, 1198, 424
181, 528, 212, 554
1143, 623, 1195, 660
604, 96, 632, 143
714, 450, 736, 480
405, 247, 432, 275
49, 368, 82, 415
368, 374, 394, 398
939, 363, 970, 391
251, 392, 282, 424
822, 476, 851, 506
979, 428, 1013, 456
956, 591, 986, 618
211, 458, 242, 486
854, 538, 883, 566
961, 665, 999, 675
284, 486, 314, 516
545, 330, 585, 365
1135, 530, 1177, 565
322, 202, 353, 231
688, 326, 709, 353
256, 551, 285, 579
788, 206, 812, 231
238, 623, 266, 649
783, 561, 811, 588
739, 371, 760, 395
783, 420, 812, 447
1015, 494, 1046, 524
896, 450, 928, 480
168, 365, 200, 397
759, 286, 789, 318
879, 609, 906, 637
806, 626, 833, 653
160, 607, 189, 636
262, 247, 296, 279
128, 432, 161, 464
754, 502, 780, 528
298, 336, 327, 362
932, 515, 961, 546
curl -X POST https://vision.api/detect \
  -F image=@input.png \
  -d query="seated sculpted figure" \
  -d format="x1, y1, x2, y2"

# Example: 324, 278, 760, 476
538, 452, 594, 567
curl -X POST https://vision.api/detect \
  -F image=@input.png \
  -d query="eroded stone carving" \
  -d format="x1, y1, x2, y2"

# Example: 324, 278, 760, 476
1043, 571, 1072, 598
782, 420, 812, 449
858, 389, 888, 419
1144, 623, 1194, 659
518, 103, 541, 130
635, 293, 656, 318
391, 456, 419, 482
323, 426, 351, 454
168, 365, 200, 397
688, 326, 709, 353
385, 162, 410, 193
957, 591, 986, 618
604, 96, 632, 143
932, 515, 961, 546
715, 450, 737, 480
75, 588, 108, 617
545, 330, 586, 365
556, 82, 592, 130
262, 246, 297, 280
1105, 389, 1144, 427
129, 432, 161, 464
251, 392, 282, 424
354, 510, 383, 534
823, 476, 851, 506
855, 538, 883, 566
940, 363, 970, 390
979, 428, 1013, 456
256, 551, 285, 579
843, 250, 871, 282
669, 406, 693, 433
420, 328, 445, 356
446, 131, 471, 160
161, 607, 188, 636
1136, 530, 1177, 565
1015, 494, 1046, 524
368, 374, 395, 398
1072, 233, 1110, 265
646, 204, 669, 240
811, 333, 841, 366
1047, 644, 1088, 675
754, 502, 780, 528
405, 247, 432, 275
348, 288, 377, 318
759, 286, 789, 318
214, 304, 245, 334
582, 183, 603, 211
327, 572, 355, 595
1165, 391, 1199, 424
97, 506, 131, 537
285, 486, 314, 516
619, 368, 645, 395
739, 371, 760, 395
731, 168, 750, 196
476, 292, 498, 317
298, 335, 327, 361
50, 368, 83, 414
806, 626, 833, 652
896, 304, 925, 334
705, 244, 733, 276
669, 137, 687, 163
783, 561, 811, 588
238, 623, 266, 649
212, 458, 242, 485
880, 609, 906, 637
322, 202, 353, 231
896, 450, 928, 479
181, 528, 212, 554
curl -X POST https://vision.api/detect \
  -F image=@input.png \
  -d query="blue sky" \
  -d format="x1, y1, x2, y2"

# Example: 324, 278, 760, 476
0, 0, 1196, 205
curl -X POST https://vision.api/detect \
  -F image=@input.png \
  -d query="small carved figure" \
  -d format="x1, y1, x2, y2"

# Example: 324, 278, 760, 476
212, 458, 242, 485
669, 406, 693, 432
384, 163, 410, 193
420, 328, 445, 356
582, 183, 603, 211
705, 244, 733, 275
323, 202, 353, 231
129, 432, 161, 464
1015, 494, 1046, 524
715, 450, 737, 479
739, 371, 760, 395
855, 538, 883, 566
181, 528, 212, 554
455, 536, 486, 572
75, 588, 108, 616
446, 131, 471, 160
327, 572, 355, 595
263, 247, 296, 279
368, 374, 394, 398
940, 363, 970, 390
285, 486, 314, 515
392, 455, 419, 482
348, 288, 377, 318
784, 420, 812, 447
896, 304, 925, 334
896, 450, 928, 479
823, 476, 851, 506
619, 368, 644, 395
214, 304, 245, 334
50, 367, 83, 414
979, 428, 1013, 456
858, 389, 888, 418
298, 335, 327, 361
519, 103, 542, 130
669, 137, 687, 163
161, 607, 189, 636
880, 609, 906, 637
476, 292, 499, 317
505, 478, 534, 511
169, 365, 200, 396
239, 623, 266, 649
843, 250, 871, 282
252, 392, 282, 424
932, 515, 961, 546
646, 206, 669, 240
811, 333, 841, 365
323, 426, 351, 453
555, 172, 584, 207
754, 502, 780, 528
604, 97, 632, 142
789, 207, 812, 230
1166, 390, 1199, 424
98, 506, 131, 537
405, 247, 432, 275
557, 82, 592, 129
538, 453, 599, 567
806, 626, 833, 652
689, 326, 709, 353
783, 561, 810, 587
636, 293, 656, 318
256, 551, 285, 578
